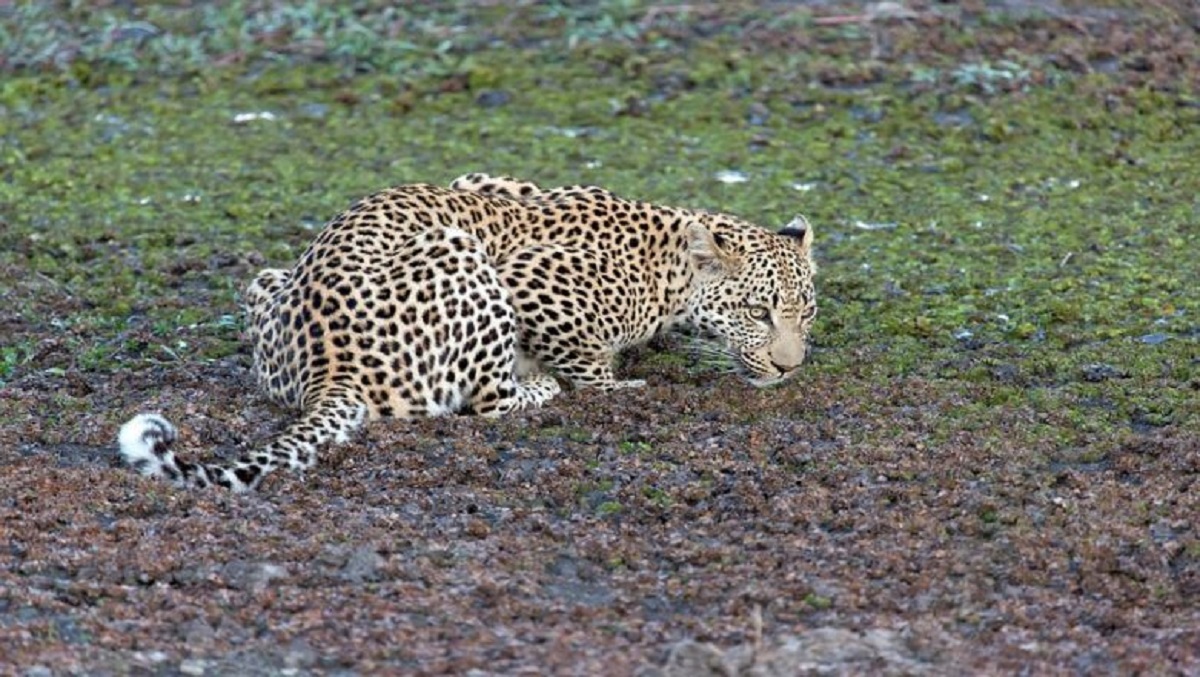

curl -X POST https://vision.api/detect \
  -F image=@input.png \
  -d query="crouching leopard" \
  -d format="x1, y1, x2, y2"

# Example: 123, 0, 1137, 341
119, 174, 817, 491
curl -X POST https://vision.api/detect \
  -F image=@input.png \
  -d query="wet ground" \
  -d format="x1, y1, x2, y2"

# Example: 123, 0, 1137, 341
1, 1, 1197, 674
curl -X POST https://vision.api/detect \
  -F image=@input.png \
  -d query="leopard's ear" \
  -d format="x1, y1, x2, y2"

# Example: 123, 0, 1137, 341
687, 222, 740, 273
778, 215, 813, 251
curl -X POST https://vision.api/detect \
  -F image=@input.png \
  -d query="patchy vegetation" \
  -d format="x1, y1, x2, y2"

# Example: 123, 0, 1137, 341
1, 1, 1197, 674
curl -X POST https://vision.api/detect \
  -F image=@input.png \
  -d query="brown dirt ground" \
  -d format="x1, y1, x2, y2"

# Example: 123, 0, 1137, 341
2, 348, 1198, 674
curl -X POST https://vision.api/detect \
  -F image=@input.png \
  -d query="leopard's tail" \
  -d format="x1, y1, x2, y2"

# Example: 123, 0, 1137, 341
117, 388, 368, 492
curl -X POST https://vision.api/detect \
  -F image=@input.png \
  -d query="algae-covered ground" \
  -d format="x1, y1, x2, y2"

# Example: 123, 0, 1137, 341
1, 1, 1197, 674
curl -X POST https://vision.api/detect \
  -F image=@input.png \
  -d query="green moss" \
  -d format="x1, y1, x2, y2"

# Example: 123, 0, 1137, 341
642, 486, 673, 509
595, 501, 623, 517
538, 426, 593, 444
618, 440, 653, 455
803, 593, 833, 610
0, 4, 1194, 462
0, 342, 35, 385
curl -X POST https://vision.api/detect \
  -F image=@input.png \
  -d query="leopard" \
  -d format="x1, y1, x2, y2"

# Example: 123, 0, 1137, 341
118, 174, 817, 492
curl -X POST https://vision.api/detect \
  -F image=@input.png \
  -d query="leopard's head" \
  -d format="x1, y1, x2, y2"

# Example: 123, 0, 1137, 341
684, 214, 817, 387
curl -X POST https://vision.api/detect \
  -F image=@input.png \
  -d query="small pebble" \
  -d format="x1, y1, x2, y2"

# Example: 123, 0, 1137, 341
339, 546, 384, 583
475, 90, 512, 108
299, 102, 329, 119
179, 658, 207, 676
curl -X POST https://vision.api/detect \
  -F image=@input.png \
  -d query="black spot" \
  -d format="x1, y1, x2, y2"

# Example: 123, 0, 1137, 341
235, 466, 258, 485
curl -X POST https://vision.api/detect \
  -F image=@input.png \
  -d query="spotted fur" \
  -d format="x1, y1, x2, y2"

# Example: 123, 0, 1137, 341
118, 175, 816, 491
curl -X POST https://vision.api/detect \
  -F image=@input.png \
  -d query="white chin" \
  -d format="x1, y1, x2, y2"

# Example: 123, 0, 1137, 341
746, 374, 788, 389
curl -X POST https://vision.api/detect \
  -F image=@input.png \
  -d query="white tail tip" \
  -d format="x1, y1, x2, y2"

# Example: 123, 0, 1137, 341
118, 413, 179, 479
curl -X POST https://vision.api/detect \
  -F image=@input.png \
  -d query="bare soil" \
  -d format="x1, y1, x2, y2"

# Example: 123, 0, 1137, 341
2, 349, 1198, 674
1, 1, 1197, 675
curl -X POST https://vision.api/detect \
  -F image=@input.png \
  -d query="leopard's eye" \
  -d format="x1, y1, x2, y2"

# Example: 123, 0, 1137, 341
802, 304, 818, 320
747, 306, 770, 321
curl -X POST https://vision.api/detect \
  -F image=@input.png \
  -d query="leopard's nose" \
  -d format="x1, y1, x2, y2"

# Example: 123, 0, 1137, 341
770, 341, 807, 375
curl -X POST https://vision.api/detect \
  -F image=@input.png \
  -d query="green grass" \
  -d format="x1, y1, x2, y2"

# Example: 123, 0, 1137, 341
0, 1, 1196, 452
